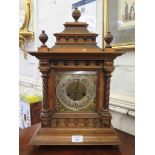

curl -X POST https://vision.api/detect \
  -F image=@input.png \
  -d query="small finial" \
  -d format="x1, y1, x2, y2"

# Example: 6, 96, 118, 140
39, 30, 48, 47
104, 32, 113, 48
72, 8, 81, 22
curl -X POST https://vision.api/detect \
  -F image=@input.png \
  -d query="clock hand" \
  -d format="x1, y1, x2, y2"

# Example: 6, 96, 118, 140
74, 79, 79, 101
75, 79, 79, 90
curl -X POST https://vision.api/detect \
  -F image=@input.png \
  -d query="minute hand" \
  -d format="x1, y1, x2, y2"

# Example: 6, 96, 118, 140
74, 79, 79, 101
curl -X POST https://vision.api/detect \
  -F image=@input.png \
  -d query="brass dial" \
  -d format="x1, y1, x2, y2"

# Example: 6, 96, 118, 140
66, 80, 86, 101
56, 72, 97, 111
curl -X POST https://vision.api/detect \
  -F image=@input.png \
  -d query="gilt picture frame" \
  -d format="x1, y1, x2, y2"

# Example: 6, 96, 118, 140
103, 0, 135, 50
19, 0, 34, 59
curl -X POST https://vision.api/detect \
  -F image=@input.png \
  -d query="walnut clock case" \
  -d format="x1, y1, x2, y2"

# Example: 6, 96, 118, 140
29, 8, 124, 145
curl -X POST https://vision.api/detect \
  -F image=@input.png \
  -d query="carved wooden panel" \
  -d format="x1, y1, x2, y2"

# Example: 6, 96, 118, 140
50, 118, 102, 128
50, 60, 103, 68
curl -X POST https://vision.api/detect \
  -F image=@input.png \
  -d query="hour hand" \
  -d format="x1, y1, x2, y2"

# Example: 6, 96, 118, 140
73, 89, 78, 101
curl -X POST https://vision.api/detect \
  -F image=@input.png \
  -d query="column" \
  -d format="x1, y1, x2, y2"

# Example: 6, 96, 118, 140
103, 60, 114, 111
39, 59, 51, 128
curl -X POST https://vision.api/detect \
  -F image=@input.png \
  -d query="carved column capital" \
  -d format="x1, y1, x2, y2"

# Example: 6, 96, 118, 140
103, 60, 115, 73
39, 59, 51, 74
99, 111, 111, 118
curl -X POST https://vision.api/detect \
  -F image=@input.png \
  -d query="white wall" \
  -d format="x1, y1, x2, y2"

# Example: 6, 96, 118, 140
19, 0, 135, 135
109, 51, 135, 135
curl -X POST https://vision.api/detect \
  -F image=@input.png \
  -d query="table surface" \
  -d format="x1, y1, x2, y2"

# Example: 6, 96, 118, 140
19, 123, 135, 155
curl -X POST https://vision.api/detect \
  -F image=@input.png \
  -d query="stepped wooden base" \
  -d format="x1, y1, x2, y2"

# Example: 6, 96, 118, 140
30, 126, 121, 145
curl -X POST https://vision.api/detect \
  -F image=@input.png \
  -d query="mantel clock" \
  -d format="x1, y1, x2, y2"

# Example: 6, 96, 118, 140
29, 8, 124, 145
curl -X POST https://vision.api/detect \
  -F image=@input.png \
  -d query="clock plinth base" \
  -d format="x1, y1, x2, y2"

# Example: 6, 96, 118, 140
30, 126, 121, 145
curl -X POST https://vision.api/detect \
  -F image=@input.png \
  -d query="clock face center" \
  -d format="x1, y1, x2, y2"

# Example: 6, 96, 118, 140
66, 81, 86, 101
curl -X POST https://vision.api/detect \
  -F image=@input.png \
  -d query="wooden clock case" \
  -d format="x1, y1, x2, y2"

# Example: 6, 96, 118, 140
29, 8, 124, 145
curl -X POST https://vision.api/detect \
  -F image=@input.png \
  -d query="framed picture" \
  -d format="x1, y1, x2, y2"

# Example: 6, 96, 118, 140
103, 0, 135, 50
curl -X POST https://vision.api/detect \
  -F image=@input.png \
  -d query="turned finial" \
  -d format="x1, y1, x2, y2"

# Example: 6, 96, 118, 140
39, 30, 48, 47
104, 32, 113, 48
72, 8, 81, 22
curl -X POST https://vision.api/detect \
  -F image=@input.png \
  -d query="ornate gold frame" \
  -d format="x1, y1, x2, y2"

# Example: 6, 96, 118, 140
19, 0, 34, 58
103, 0, 135, 50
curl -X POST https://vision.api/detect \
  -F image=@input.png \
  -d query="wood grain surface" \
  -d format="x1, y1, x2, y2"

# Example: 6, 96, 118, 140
19, 123, 135, 155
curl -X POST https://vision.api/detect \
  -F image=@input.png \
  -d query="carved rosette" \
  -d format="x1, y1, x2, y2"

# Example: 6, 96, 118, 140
39, 59, 52, 128
103, 60, 115, 111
